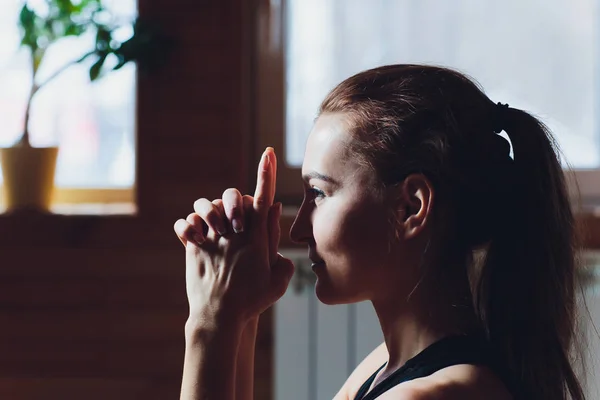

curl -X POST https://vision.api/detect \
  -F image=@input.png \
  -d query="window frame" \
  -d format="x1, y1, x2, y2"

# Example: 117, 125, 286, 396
0, 0, 138, 214
254, 0, 301, 205
255, 0, 600, 211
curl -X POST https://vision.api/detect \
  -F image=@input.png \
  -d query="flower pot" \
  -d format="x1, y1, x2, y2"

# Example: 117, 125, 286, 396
0, 146, 59, 212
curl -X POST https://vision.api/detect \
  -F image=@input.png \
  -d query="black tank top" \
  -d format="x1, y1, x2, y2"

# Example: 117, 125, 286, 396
353, 335, 505, 400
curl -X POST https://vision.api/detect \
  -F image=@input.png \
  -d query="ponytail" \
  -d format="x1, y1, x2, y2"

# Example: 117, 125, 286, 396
474, 107, 585, 399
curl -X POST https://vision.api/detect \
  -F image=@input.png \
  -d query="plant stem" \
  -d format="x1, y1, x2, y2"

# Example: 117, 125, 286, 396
15, 83, 37, 147
16, 50, 96, 147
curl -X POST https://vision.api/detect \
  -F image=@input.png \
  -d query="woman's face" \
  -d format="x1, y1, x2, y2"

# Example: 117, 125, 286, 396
289, 113, 399, 305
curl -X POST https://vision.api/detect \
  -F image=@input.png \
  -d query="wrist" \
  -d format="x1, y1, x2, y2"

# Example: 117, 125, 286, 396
185, 313, 245, 345
240, 316, 259, 340
245, 316, 259, 330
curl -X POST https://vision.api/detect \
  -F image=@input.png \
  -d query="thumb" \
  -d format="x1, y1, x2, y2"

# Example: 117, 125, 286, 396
269, 253, 295, 301
267, 202, 282, 267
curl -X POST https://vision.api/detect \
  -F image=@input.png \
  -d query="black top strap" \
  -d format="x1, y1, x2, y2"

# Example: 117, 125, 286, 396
353, 335, 495, 400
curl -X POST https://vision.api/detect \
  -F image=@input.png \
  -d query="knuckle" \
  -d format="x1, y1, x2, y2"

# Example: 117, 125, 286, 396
254, 195, 267, 207
193, 198, 209, 213
223, 187, 241, 199
228, 204, 242, 217
186, 212, 199, 224
206, 205, 222, 220
242, 195, 254, 211
223, 189, 244, 217
174, 219, 186, 232
183, 223, 196, 238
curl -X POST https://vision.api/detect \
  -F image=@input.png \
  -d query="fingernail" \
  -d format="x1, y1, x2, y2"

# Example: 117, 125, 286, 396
194, 234, 204, 245
263, 151, 270, 168
232, 218, 244, 233
217, 226, 227, 236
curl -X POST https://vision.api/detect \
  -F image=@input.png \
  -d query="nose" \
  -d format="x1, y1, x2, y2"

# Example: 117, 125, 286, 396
289, 201, 312, 244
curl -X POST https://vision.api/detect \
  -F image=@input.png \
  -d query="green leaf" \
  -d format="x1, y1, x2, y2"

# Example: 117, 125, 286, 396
111, 18, 176, 73
113, 53, 127, 70
75, 51, 94, 63
43, 18, 58, 43
72, 0, 101, 13
89, 53, 107, 81
18, 5, 38, 50
19, 5, 35, 31
95, 25, 112, 52
55, 0, 74, 15
64, 22, 85, 36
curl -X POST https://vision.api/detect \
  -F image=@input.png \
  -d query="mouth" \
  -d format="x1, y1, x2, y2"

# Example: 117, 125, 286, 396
308, 252, 324, 265
308, 249, 325, 269
311, 261, 325, 271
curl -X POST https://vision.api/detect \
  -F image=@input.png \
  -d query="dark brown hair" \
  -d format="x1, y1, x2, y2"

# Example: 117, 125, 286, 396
319, 64, 585, 400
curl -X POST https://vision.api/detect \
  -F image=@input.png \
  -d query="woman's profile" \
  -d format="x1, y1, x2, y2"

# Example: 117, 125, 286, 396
174, 64, 587, 399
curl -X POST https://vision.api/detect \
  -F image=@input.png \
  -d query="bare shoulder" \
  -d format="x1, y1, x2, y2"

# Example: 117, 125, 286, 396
333, 344, 512, 400
333, 342, 389, 400
379, 365, 513, 400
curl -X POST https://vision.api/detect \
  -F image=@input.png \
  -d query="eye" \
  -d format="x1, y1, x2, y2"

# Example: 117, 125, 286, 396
308, 187, 326, 203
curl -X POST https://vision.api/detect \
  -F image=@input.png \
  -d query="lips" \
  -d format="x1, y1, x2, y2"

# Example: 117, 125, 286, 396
308, 249, 324, 265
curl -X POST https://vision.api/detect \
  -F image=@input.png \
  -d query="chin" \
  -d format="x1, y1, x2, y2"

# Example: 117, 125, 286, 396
314, 278, 361, 305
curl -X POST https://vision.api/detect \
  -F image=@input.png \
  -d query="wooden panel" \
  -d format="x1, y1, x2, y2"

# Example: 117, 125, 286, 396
0, 340, 183, 378
0, 278, 186, 309
0, 378, 179, 400
0, 0, 268, 399
0, 310, 186, 342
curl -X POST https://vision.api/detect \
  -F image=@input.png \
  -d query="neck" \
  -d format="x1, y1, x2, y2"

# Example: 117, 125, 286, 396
371, 267, 479, 372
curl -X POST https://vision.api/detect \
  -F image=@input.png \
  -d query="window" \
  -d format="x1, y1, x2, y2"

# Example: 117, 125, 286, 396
0, 0, 137, 211
256, 0, 600, 206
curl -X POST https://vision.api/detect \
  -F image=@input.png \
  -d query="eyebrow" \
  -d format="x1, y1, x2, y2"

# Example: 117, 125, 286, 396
302, 171, 340, 186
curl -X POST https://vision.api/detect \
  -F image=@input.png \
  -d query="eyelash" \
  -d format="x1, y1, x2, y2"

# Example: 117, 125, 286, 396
308, 187, 326, 203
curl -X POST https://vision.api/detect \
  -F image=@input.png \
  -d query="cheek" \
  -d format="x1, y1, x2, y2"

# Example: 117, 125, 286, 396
342, 207, 390, 260
315, 198, 390, 262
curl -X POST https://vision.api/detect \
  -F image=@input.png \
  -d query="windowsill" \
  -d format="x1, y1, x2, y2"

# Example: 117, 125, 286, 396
0, 202, 137, 216
0, 187, 136, 216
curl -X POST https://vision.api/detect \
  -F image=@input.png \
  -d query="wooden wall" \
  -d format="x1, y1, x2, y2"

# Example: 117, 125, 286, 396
0, 0, 277, 399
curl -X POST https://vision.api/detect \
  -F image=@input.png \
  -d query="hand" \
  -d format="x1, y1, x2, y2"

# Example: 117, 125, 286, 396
173, 148, 295, 328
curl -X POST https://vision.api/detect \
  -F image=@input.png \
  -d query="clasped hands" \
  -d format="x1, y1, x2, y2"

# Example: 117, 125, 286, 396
173, 148, 295, 332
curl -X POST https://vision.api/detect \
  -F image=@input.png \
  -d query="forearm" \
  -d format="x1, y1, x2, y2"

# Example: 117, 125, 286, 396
236, 317, 259, 400
180, 318, 243, 400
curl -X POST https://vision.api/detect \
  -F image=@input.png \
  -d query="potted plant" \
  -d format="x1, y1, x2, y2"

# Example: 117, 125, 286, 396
0, 0, 170, 212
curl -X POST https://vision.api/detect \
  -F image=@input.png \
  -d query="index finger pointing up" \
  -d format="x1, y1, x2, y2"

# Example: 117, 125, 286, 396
253, 147, 277, 219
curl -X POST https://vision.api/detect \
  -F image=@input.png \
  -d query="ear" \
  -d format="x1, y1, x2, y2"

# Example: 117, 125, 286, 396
394, 174, 434, 240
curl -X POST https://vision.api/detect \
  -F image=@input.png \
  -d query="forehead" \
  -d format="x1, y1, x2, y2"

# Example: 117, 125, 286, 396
302, 113, 354, 176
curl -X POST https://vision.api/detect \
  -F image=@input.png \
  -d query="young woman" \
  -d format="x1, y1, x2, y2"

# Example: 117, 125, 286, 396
174, 65, 586, 399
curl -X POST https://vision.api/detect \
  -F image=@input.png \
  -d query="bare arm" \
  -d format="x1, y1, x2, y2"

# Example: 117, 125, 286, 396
176, 148, 292, 400
180, 319, 243, 400
236, 317, 259, 400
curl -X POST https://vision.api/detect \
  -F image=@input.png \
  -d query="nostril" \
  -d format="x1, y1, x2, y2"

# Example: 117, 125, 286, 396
289, 207, 313, 244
